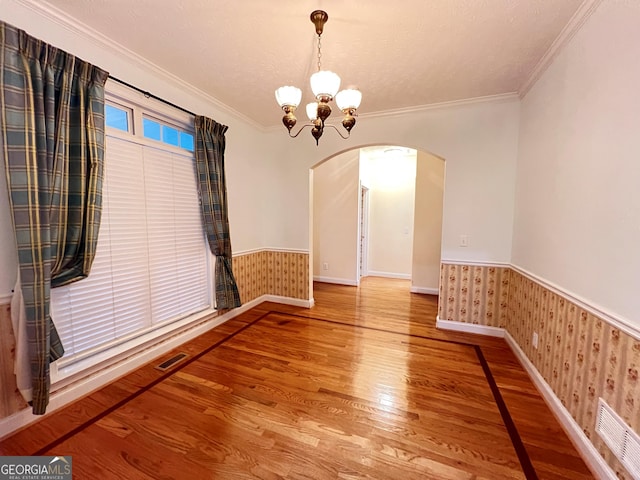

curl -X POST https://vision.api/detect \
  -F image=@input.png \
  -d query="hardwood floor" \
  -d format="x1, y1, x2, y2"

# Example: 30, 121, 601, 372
0, 277, 594, 479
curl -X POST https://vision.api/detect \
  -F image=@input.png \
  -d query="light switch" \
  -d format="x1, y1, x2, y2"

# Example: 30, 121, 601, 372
459, 235, 469, 247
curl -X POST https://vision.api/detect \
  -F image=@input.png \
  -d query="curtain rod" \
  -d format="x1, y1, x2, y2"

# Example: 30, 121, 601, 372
108, 75, 196, 117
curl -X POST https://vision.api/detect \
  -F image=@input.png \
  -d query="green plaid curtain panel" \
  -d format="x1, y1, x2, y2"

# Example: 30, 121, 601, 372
0, 22, 108, 414
194, 116, 241, 310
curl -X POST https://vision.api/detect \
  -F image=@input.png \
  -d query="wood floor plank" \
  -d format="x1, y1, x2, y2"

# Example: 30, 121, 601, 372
0, 277, 595, 479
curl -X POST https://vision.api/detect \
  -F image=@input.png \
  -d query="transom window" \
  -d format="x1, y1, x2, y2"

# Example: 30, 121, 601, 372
105, 103, 131, 132
143, 116, 194, 151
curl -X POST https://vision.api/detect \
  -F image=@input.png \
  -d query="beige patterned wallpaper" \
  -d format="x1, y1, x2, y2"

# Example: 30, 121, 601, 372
0, 303, 28, 418
233, 250, 309, 303
508, 269, 640, 479
440, 261, 640, 479
438, 263, 510, 328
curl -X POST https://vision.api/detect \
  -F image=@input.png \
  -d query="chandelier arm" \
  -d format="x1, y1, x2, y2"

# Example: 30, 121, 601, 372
288, 123, 314, 138
323, 123, 350, 139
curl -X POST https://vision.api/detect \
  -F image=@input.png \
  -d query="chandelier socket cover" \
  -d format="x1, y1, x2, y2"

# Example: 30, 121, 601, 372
316, 102, 332, 123
281, 105, 297, 132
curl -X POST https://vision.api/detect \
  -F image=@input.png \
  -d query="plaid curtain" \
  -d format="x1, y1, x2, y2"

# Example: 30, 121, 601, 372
0, 22, 108, 414
194, 116, 241, 310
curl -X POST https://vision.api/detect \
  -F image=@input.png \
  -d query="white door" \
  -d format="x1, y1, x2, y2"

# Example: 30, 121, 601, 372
358, 185, 370, 280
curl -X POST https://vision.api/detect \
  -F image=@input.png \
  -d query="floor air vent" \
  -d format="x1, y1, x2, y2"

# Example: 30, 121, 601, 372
155, 352, 189, 372
596, 398, 640, 479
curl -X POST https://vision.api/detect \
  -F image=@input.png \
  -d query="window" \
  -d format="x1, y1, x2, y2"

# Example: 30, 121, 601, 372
162, 125, 179, 147
51, 86, 211, 378
180, 131, 194, 151
143, 116, 194, 152
105, 104, 130, 132
143, 117, 161, 140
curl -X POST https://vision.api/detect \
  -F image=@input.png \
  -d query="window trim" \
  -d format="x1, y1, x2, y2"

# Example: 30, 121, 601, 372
105, 79, 194, 135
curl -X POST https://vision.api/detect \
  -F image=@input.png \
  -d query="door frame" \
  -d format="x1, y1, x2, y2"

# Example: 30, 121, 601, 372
357, 183, 370, 283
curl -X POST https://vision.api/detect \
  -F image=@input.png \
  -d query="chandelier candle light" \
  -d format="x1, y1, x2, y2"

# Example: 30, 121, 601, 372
275, 10, 362, 145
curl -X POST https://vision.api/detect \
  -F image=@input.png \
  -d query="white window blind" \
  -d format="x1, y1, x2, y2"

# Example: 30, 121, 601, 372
52, 133, 210, 367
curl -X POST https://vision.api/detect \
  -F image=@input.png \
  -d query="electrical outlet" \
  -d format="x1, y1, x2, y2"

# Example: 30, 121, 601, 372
532, 332, 539, 349
322, 262, 329, 271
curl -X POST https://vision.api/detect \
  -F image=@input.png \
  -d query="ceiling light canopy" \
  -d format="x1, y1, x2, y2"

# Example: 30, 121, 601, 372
275, 10, 362, 145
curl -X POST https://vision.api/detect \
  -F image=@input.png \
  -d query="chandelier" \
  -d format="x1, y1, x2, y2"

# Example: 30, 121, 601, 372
275, 10, 362, 145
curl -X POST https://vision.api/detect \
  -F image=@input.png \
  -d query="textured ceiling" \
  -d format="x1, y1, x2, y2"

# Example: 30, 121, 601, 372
40, 0, 584, 128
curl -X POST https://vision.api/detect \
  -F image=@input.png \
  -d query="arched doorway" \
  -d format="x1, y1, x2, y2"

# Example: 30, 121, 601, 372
309, 145, 445, 300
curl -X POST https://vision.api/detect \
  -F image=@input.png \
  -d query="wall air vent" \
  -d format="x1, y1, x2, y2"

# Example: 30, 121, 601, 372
596, 398, 640, 479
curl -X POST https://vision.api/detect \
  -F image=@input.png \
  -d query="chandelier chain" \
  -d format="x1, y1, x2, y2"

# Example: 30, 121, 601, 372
317, 34, 322, 72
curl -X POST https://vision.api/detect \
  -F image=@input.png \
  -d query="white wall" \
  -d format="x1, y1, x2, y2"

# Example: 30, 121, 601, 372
1, 1, 522, 300
361, 150, 416, 278
0, 1, 272, 297
412, 151, 444, 291
512, 1, 640, 328
313, 151, 360, 284
268, 97, 520, 266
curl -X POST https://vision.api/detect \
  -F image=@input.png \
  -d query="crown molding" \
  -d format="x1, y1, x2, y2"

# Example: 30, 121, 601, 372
14, 0, 266, 132
519, 0, 603, 97
14, 0, 600, 132
358, 93, 520, 121
262, 92, 521, 132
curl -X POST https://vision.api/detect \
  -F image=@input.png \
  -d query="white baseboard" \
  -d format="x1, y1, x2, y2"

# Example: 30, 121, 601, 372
435, 317, 505, 338
313, 276, 358, 286
263, 295, 314, 308
0, 293, 311, 440
367, 271, 411, 280
410, 286, 439, 295
504, 332, 616, 480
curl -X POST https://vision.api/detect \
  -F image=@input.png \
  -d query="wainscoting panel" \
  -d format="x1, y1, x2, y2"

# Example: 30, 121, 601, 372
233, 250, 267, 303
507, 269, 640, 479
233, 250, 310, 304
0, 302, 28, 418
438, 263, 510, 328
